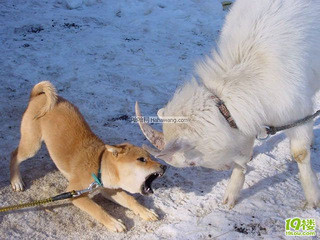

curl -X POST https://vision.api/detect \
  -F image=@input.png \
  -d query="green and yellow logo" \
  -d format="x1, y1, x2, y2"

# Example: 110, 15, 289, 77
285, 217, 316, 236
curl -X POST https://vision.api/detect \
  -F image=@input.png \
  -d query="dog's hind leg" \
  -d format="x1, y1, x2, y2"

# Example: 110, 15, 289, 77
287, 123, 320, 208
10, 116, 42, 191
100, 188, 159, 221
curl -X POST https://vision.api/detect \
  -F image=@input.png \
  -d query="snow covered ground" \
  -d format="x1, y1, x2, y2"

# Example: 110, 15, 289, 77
1, 0, 320, 239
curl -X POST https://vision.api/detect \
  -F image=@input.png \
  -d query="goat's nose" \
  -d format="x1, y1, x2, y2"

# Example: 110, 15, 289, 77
160, 165, 167, 173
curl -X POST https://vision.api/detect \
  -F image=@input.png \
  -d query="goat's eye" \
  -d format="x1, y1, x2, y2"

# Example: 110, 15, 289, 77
137, 157, 146, 162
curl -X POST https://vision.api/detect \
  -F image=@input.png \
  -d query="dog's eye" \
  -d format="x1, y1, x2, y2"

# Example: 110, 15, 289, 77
137, 157, 146, 162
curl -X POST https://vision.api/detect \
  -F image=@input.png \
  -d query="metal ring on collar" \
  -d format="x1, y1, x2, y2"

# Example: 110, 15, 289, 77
256, 126, 271, 141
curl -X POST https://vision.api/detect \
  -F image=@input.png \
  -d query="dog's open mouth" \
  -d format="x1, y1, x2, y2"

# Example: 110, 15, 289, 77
141, 172, 164, 195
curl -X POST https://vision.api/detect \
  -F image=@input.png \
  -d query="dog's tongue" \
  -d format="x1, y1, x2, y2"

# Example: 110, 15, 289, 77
142, 173, 159, 195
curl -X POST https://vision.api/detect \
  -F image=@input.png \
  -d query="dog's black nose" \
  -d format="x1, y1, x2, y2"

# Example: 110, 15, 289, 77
160, 165, 167, 173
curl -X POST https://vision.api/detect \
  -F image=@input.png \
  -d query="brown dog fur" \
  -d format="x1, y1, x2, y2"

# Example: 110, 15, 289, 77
10, 81, 166, 232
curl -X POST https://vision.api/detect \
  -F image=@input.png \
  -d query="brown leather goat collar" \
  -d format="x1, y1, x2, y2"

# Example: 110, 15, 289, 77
211, 95, 238, 129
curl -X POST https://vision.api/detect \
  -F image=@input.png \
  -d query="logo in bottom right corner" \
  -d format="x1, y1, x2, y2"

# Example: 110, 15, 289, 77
285, 217, 316, 237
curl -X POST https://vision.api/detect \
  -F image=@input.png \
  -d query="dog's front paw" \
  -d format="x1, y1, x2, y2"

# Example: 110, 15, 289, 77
11, 178, 25, 192
105, 218, 126, 233
136, 207, 159, 221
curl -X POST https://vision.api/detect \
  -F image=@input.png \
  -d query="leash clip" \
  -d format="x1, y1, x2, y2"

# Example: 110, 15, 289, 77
87, 182, 100, 191
73, 182, 100, 197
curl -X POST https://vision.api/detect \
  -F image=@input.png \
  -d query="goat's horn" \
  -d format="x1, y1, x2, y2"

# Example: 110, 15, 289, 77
135, 101, 165, 150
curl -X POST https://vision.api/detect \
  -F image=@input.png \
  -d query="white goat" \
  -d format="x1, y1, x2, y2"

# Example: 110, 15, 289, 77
136, 0, 320, 208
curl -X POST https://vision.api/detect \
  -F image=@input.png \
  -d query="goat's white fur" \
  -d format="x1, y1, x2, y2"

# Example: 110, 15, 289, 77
158, 0, 320, 207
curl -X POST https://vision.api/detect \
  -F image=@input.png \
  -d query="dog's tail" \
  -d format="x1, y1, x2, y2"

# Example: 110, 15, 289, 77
30, 81, 58, 119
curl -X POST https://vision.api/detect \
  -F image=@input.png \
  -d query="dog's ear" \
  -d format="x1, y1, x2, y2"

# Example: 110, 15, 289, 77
105, 145, 122, 157
105, 144, 129, 158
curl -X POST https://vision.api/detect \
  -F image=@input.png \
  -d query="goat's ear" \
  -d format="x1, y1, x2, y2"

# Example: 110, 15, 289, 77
105, 144, 123, 157
157, 108, 164, 118
142, 144, 162, 158
157, 138, 193, 157
144, 138, 194, 163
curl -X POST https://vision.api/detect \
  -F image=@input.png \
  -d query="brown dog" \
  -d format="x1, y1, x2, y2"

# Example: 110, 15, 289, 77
10, 81, 166, 232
